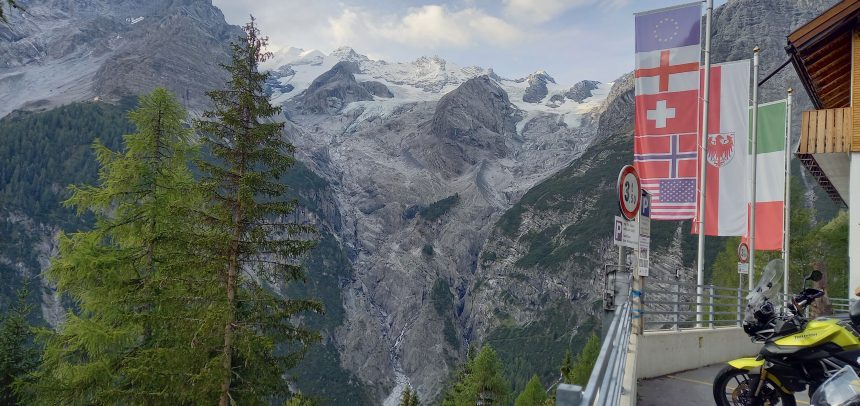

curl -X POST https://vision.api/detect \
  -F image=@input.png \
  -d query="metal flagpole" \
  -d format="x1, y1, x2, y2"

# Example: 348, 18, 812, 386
696, 0, 714, 326
749, 47, 760, 290
783, 88, 793, 306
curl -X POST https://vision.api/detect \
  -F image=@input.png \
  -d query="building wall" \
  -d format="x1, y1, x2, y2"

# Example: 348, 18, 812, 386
850, 153, 859, 298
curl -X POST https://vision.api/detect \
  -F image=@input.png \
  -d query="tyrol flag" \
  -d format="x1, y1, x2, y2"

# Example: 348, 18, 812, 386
633, 2, 702, 220
692, 60, 752, 237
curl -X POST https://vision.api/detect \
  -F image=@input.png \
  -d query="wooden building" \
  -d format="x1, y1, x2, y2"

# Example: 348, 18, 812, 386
786, 0, 860, 298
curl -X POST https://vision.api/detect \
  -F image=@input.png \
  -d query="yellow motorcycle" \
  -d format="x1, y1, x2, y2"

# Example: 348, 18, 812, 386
713, 259, 860, 406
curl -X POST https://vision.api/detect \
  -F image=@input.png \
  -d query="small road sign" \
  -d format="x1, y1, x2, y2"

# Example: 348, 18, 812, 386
737, 242, 750, 264
738, 262, 749, 275
613, 216, 638, 249
617, 165, 641, 221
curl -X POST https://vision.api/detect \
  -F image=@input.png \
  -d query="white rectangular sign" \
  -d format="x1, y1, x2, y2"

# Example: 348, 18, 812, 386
613, 216, 639, 249
638, 235, 650, 277
738, 262, 749, 275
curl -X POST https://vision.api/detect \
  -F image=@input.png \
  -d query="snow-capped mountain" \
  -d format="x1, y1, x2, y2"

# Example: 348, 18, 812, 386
259, 46, 615, 403
265, 46, 611, 131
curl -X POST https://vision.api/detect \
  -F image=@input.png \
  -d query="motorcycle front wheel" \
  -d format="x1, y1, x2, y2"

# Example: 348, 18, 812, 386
713, 365, 796, 406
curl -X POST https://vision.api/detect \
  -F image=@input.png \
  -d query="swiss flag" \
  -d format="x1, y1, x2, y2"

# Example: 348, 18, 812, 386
634, 90, 699, 136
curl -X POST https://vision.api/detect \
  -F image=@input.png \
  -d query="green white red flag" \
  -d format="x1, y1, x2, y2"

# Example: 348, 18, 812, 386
746, 100, 788, 251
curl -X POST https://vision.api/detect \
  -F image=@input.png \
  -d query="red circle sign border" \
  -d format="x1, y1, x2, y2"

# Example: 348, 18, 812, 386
737, 242, 750, 263
617, 165, 641, 221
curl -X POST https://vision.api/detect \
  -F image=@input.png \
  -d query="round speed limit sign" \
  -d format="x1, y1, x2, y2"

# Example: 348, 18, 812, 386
617, 165, 641, 220
737, 242, 750, 264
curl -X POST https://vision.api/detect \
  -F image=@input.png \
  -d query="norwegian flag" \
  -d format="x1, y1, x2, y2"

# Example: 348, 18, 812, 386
633, 2, 702, 220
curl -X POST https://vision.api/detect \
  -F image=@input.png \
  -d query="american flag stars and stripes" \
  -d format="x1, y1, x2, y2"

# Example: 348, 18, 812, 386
633, 2, 702, 220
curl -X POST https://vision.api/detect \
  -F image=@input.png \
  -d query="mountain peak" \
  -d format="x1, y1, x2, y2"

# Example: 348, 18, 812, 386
331, 46, 368, 62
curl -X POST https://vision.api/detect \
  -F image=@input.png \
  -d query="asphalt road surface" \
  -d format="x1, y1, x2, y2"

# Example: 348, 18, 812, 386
638, 363, 811, 405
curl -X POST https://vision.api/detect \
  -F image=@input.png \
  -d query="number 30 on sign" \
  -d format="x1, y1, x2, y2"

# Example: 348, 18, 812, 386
616, 165, 641, 220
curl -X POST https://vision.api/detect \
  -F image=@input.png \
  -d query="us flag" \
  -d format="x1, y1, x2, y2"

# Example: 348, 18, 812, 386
633, 2, 701, 220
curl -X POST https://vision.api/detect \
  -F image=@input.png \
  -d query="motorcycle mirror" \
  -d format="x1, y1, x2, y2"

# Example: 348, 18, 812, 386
806, 270, 823, 282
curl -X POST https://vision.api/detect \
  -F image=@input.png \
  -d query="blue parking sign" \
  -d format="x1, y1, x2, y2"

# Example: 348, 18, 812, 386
640, 190, 651, 218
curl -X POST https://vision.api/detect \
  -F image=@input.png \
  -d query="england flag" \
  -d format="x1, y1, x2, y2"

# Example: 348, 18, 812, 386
633, 2, 701, 220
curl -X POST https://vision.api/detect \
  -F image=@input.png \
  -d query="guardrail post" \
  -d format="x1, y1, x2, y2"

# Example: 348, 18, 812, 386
709, 285, 715, 329
673, 283, 680, 331
555, 383, 582, 406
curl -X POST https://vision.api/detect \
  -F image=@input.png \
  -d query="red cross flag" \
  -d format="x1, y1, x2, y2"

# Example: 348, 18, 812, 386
633, 2, 702, 220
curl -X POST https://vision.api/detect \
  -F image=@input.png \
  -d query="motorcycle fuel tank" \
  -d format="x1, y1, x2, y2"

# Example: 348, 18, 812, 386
774, 319, 860, 350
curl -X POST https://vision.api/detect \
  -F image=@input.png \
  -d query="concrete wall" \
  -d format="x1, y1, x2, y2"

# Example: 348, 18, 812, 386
636, 327, 761, 379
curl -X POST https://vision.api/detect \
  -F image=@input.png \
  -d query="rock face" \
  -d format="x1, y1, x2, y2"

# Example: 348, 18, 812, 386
565, 80, 601, 102
521, 70, 556, 103
426, 75, 521, 172
292, 61, 375, 114
361, 81, 394, 98
0, 0, 242, 116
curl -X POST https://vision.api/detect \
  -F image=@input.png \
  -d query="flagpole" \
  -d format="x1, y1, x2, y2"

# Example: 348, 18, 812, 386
696, 0, 713, 327
783, 88, 793, 306
749, 47, 760, 291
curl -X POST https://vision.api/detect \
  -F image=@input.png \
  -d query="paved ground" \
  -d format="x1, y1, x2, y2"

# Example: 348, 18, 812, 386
637, 364, 810, 405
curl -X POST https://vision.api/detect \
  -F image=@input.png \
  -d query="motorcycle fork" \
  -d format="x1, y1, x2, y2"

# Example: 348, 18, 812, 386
753, 366, 769, 397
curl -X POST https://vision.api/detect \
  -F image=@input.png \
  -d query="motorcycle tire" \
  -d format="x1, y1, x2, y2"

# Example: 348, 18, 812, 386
713, 365, 796, 406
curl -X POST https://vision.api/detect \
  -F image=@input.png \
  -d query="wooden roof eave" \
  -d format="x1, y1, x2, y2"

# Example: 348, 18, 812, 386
787, 45, 824, 109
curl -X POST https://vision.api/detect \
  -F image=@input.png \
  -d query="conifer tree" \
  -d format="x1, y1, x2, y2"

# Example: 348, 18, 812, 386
0, 283, 38, 405
194, 17, 321, 405
21, 88, 210, 404
442, 345, 510, 405
559, 350, 573, 381
514, 375, 547, 406
568, 334, 601, 385
399, 387, 420, 406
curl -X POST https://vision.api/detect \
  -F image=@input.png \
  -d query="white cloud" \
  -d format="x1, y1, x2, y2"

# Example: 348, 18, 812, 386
329, 5, 525, 49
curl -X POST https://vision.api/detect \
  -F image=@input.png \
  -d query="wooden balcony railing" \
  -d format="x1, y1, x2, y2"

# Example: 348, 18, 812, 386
799, 107, 852, 154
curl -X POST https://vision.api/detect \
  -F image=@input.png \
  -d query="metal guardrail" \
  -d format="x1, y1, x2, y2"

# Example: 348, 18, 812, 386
556, 298, 633, 406
642, 279, 853, 330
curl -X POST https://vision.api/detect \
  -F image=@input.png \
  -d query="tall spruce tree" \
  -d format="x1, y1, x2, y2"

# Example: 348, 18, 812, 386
194, 17, 321, 405
442, 345, 510, 405
21, 88, 211, 404
514, 375, 547, 406
567, 334, 601, 385
0, 283, 38, 405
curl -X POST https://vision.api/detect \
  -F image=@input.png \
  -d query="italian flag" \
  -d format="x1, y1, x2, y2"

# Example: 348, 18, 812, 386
747, 100, 787, 251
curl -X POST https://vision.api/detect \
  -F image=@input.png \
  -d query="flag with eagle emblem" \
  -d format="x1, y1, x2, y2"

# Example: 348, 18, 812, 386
692, 59, 751, 236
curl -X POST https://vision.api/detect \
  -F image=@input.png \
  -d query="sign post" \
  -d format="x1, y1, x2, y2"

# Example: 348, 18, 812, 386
616, 166, 643, 335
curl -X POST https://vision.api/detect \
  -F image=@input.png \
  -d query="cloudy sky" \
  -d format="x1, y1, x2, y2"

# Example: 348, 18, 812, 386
212, 0, 727, 85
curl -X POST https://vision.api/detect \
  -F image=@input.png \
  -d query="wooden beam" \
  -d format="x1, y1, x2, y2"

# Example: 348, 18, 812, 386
817, 109, 828, 153
800, 111, 811, 153
821, 88, 851, 109
853, 29, 860, 151
805, 34, 850, 66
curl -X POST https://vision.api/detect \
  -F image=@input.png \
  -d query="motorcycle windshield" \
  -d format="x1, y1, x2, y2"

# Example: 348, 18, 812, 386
810, 365, 860, 406
744, 259, 783, 324
747, 259, 783, 302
